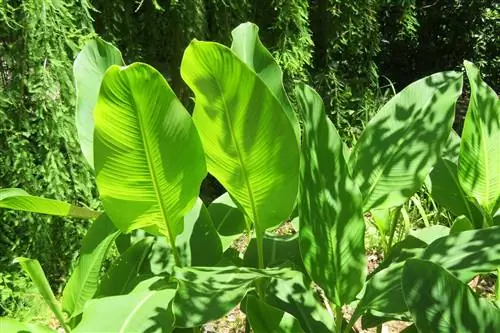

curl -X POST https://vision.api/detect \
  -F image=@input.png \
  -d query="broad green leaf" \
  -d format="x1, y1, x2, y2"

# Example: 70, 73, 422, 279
295, 83, 365, 305
172, 266, 293, 327
14, 258, 69, 332
403, 259, 500, 333
449, 215, 473, 234
408, 225, 449, 244
359, 227, 500, 319
350, 71, 463, 211
208, 192, 247, 251
136, 198, 223, 274
361, 310, 410, 329
420, 225, 500, 281
181, 40, 300, 233
358, 262, 409, 316
265, 269, 335, 332
440, 130, 461, 163
97, 237, 154, 297
246, 295, 304, 333
175, 198, 222, 266
427, 158, 484, 227
230, 22, 300, 143
94, 63, 206, 243
0, 318, 55, 333
74, 38, 124, 167
74, 278, 176, 333
243, 233, 304, 272
369, 235, 427, 276
371, 207, 393, 236
0, 188, 99, 219
459, 61, 500, 215
62, 214, 120, 317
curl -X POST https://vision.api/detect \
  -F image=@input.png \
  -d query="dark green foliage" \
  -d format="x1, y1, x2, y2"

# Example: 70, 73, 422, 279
379, 0, 499, 90
0, 0, 96, 316
309, 0, 383, 143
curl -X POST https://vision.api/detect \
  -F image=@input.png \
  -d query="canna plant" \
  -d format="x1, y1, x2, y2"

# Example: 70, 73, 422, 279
1, 23, 499, 333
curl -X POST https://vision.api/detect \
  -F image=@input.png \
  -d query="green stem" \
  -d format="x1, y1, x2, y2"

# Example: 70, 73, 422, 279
344, 306, 362, 333
192, 326, 201, 333
376, 324, 382, 333
254, 224, 266, 298
496, 267, 500, 301
386, 206, 402, 255
169, 238, 182, 267
335, 306, 343, 333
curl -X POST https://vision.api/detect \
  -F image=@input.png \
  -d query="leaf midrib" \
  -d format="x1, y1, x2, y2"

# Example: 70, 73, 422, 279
130, 76, 175, 241
210, 73, 259, 228
119, 291, 155, 333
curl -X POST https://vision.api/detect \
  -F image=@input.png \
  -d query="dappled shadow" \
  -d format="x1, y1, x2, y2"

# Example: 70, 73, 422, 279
297, 83, 366, 305
171, 266, 283, 328
185, 43, 299, 226
356, 226, 500, 329
350, 72, 463, 210
264, 271, 335, 332
402, 259, 499, 332
457, 68, 500, 211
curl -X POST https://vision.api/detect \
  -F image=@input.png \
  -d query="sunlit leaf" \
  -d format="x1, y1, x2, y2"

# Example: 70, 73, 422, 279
0, 318, 55, 333
0, 188, 99, 219
231, 22, 300, 143
62, 214, 120, 317
459, 61, 500, 215
94, 63, 206, 247
181, 40, 299, 235
74, 277, 176, 333
350, 71, 463, 211
14, 258, 68, 332
73, 38, 124, 167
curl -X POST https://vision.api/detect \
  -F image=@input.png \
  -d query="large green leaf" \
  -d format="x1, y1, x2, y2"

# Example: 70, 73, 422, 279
14, 258, 69, 332
74, 38, 124, 167
246, 294, 304, 333
358, 227, 500, 319
243, 233, 304, 272
295, 83, 365, 305
62, 214, 120, 317
0, 318, 55, 333
420, 225, 500, 281
349, 71, 463, 211
74, 277, 176, 333
175, 198, 222, 266
230, 22, 300, 143
93, 63, 206, 247
208, 192, 247, 251
403, 259, 500, 333
97, 237, 154, 297
135, 198, 223, 275
0, 188, 99, 219
427, 158, 484, 226
172, 266, 293, 327
181, 40, 300, 234
459, 61, 500, 215
264, 269, 335, 332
